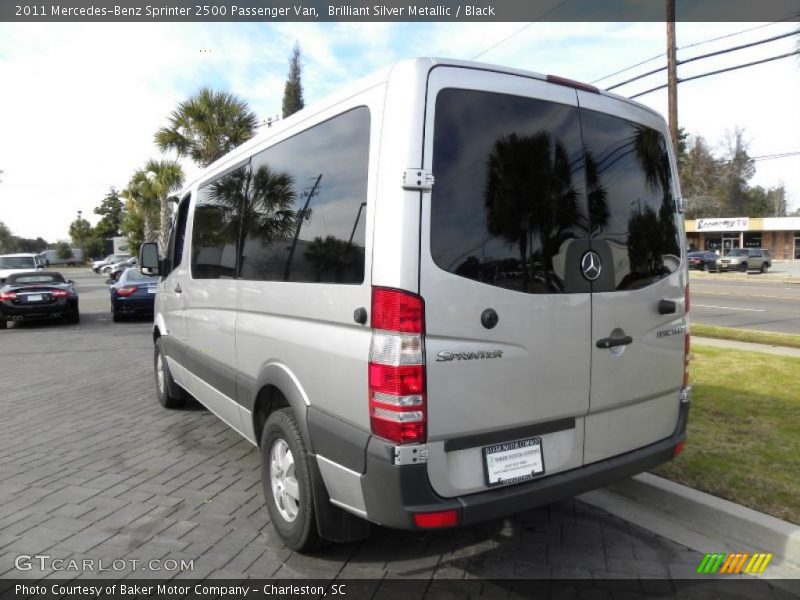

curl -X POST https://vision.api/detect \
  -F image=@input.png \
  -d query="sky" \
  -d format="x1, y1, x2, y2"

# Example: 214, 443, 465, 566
0, 20, 798, 242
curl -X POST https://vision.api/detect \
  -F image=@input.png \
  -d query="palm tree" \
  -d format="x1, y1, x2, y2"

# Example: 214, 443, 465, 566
154, 88, 258, 168
144, 159, 184, 250
121, 169, 159, 244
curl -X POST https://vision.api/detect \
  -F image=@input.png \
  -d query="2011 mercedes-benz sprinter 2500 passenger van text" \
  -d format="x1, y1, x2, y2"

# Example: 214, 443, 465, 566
140, 58, 691, 551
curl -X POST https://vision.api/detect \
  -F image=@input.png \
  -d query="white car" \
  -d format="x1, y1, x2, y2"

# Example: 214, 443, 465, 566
0, 253, 45, 284
92, 254, 131, 274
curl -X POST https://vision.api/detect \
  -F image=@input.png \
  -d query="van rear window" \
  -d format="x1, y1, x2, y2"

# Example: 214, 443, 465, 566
429, 88, 681, 294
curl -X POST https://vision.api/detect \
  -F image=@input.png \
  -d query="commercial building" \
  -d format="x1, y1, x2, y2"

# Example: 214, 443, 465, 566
685, 216, 800, 259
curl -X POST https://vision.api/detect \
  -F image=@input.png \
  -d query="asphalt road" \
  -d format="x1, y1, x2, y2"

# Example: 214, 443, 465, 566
690, 276, 800, 334
0, 268, 712, 591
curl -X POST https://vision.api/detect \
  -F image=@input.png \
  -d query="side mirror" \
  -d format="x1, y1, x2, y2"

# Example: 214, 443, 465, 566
139, 242, 160, 276
67, 280, 75, 287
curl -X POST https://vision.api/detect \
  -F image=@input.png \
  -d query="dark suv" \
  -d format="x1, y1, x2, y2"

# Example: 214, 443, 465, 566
718, 248, 771, 273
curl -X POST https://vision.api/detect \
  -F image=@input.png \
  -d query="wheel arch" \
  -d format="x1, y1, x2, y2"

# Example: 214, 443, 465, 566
251, 362, 312, 451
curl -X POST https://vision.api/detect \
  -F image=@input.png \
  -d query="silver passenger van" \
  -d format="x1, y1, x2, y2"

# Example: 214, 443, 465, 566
140, 58, 691, 551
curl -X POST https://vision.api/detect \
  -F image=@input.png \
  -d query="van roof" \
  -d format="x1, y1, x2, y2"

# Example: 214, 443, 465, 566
0, 253, 40, 258
180, 56, 664, 193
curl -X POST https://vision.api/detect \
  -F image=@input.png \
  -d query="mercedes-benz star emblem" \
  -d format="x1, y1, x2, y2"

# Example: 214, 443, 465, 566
581, 251, 602, 281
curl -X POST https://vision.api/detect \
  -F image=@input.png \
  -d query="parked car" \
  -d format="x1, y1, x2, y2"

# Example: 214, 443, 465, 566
107, 257, 138, 281
717, 248, 771, 273
139, 58, 690, 552
0, 271, 79, 329
109, 268, 158, 322
92, 254, 131, 274
0, 253, 46, 284
687, 251, 718, 272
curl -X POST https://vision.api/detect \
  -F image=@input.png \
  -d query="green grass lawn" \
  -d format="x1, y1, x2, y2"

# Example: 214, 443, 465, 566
691, 323, 800, 350
654, 345, 800, 524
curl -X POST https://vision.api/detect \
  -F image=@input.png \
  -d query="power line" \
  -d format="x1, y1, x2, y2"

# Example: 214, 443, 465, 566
752, 151, 800, 161
592, 20, 795, 85
470, 0, 572, 60
607, 29, 800, 91
629, 49, 800, 99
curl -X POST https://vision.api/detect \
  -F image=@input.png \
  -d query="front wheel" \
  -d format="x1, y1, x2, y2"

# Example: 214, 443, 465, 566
761, 262, 769, 273
738, 262, 748, 272
154, 338, 186, 408
261, 409, 320, 552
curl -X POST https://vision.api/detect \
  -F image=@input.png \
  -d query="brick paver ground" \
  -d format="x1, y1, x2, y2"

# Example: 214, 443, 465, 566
0, 272, 794, 598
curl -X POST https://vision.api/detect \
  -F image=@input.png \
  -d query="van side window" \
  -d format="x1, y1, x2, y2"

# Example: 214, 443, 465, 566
167, 194, 191, 272
191, 166, 245, 279
430, 89, 587, 294
240, 107, 370, 284
579, 109, 681, 291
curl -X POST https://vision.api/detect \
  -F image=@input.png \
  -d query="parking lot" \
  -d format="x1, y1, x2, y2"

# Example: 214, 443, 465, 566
0, 268, 788, 596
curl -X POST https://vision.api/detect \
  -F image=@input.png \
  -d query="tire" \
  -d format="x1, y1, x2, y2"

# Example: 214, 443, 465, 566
64, 305, 80, 324
761, 262, 769, 273
154, 337, 186, 409
0, 319, 6, 330
261, 408, 320, 552
112, 308, 122, 322
703, 263, 709, 272
738, 262, 747, 273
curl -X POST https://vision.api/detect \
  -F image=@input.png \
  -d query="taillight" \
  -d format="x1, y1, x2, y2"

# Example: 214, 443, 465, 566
674, 440, 686, 457
51, 290, 69, 298
116, 286, 137, 297
0, 291, 17, 301
414, 510, 458, 528
369, 287, 426, 444
684, 284, 690, 387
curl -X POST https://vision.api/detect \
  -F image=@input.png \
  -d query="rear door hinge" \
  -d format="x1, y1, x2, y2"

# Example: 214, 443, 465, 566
402, 169, 434, 191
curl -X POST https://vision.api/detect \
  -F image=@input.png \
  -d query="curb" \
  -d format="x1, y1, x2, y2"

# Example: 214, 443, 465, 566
579, 473, 800, 583
692, 336, 800, 358
689, 272, 800, 284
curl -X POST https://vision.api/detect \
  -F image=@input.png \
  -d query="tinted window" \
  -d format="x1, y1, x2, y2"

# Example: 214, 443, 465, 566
167, 194, 191, 272
8, 273, 64, 284
124, 269, 157, 282
191, 166, 243, 279
430, 89, 587, 294
0, 257, 36, 269
240, 107, 370, 284
579, 109, 681, 291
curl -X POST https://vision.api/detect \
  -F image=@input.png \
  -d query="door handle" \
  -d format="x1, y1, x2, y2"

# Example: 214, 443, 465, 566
658, 299, 677, 314
174, 284, 182, 294
596, 335, 633, 349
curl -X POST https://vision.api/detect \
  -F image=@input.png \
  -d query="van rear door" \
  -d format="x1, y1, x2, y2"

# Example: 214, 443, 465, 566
576, 91, 687, 464
419, 67, 593, 498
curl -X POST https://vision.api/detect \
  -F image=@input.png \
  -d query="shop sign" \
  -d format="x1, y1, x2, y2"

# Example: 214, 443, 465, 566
696, 217, 749, 232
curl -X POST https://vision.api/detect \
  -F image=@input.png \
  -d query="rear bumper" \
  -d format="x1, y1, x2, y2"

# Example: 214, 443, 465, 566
0, 299, 73, 321
112, 297, 155, 315
360, 400, 690, 530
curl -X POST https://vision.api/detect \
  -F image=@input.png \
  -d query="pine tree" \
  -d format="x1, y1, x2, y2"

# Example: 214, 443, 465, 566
282, 43, 305, 118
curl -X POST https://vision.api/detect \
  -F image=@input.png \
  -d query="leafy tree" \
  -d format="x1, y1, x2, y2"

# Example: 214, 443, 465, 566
14, 237, 48, 253
55, 240, 73, 260
69, 216, 92, 259
154, 88, 258, 167
0, 221, 13, 253
93, 187, 125, 239
282, 43, 305, 118
143, 159, 184, 250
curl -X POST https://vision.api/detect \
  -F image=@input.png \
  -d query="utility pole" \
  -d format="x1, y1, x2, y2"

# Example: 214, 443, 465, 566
666, 0, 678, 153
283, 174, 322, 281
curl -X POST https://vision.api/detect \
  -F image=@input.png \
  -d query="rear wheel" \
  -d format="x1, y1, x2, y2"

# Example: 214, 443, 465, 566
761, 262, 768, 273
0, 319, 6, 330
703, 263, 709, 272
261, 409, 320, 552
112, 308, 122, 322
154, 338, 186, 409
65, 305, 80, 324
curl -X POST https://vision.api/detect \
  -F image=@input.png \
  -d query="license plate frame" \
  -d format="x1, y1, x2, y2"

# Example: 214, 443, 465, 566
27, 294, 43, 302
147, 288, 157, 294
483, 437, 545, 487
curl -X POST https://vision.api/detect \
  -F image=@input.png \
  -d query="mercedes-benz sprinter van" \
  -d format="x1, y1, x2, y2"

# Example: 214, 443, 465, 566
140, 58, 691, 551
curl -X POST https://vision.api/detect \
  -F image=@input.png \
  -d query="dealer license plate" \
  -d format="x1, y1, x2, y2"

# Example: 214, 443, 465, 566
147, 288, 157, 294
483, 437, 544, 487
27, 294, 43, 302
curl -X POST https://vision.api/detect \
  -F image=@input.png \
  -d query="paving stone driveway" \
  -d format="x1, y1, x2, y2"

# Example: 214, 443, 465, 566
0, 271, 783, 597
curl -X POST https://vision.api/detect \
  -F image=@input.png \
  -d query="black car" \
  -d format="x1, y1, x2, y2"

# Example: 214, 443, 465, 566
687, 251, 718, 272
110, 268, 158, 322
0, 271, 79, 329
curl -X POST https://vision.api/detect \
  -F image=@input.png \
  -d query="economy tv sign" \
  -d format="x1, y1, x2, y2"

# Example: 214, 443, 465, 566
696, 217, 750, 232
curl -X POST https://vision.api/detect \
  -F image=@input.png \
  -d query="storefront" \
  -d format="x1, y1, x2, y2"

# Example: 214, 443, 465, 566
685, 217, 800, 259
